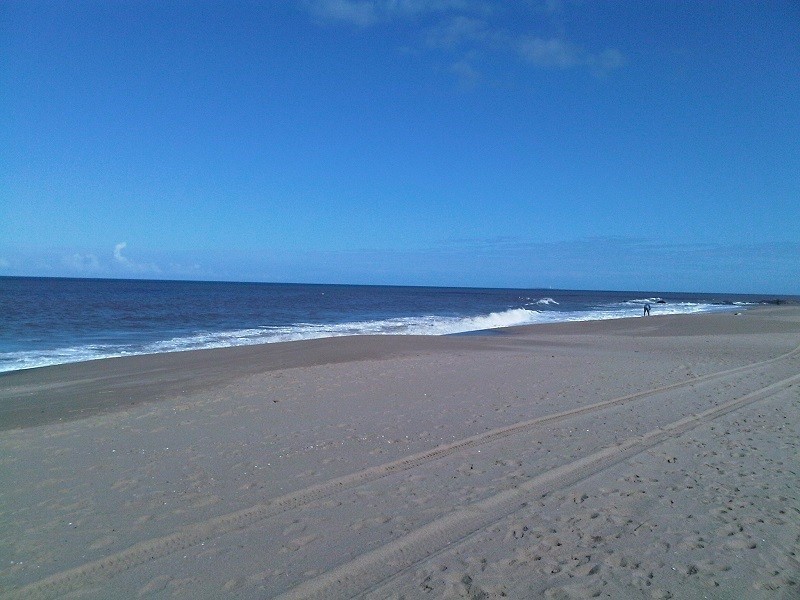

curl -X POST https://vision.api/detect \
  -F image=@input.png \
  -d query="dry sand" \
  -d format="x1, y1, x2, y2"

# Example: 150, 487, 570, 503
0, 307, 798, 599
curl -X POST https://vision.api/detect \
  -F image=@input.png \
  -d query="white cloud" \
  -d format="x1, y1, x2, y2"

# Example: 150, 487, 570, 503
114, 242, 128, 263
113, 242, 161, 274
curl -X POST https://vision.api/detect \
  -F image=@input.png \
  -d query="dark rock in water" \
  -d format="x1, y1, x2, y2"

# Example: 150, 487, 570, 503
656, 300, 666, 304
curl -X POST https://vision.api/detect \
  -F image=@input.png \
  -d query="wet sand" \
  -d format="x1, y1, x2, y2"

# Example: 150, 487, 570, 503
1, 307, 798, 599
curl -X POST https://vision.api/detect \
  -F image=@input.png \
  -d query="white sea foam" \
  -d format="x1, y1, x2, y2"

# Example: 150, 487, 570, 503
535, 297, 559, 305
0, 303, 741, 373
0, 346, 133, 373
627, 297, 664, 305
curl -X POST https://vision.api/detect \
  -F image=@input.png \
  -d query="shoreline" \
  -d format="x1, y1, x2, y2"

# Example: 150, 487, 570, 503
1, 294, 776, 376
0, 305, 795, 432
1, 305, 799, 598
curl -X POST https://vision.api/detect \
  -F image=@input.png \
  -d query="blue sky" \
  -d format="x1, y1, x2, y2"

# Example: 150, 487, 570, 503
2, 1, 799, 294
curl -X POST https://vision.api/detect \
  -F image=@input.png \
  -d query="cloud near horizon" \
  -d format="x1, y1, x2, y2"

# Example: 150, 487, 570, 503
63, 252, 100, 272
113, 242, 161, 274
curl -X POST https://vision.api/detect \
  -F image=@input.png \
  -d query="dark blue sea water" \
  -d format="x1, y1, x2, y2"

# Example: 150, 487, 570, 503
0, 277, 772, 373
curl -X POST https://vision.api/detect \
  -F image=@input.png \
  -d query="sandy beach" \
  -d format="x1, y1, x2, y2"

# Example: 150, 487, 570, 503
1, 306, 798, 599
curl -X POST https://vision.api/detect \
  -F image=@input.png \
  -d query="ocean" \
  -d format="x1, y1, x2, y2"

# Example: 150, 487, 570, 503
0, 277, 771, 373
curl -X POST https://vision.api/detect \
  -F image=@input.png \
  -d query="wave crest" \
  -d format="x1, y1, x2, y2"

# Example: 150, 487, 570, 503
535, 297, 559, 305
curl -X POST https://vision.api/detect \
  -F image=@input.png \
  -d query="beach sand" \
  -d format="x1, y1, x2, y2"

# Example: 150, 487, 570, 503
1, 307, 798, 599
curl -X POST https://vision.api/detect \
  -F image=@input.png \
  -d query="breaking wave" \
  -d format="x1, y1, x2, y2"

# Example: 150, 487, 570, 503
535, 297, 559, 306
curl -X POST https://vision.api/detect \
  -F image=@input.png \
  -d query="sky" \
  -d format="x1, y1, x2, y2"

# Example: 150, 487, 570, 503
2, 1, 799, 294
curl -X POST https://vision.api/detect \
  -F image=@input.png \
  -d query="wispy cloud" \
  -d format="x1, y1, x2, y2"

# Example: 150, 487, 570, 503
306, 0, 381, 26
301, 1, 625, 78
450, 58, 482, 84
517, 37, 580, 68
425, 14, 490, 49
518, 37, 624, 74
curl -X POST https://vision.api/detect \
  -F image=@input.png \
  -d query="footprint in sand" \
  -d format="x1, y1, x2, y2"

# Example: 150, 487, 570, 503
722, 536, 757, 550
504, 521, 530, 541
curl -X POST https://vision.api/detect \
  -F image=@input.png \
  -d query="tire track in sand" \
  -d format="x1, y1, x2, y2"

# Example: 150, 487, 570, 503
277, 371, 800, 600
5, 345, 799, 600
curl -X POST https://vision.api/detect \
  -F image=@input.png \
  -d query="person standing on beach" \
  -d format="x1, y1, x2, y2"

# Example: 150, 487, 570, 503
644, 303, 651, 316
